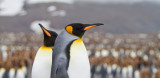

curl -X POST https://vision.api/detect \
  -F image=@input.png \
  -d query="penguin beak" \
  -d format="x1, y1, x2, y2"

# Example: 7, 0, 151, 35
84, 23, 104, 30
39, 23, 51, 37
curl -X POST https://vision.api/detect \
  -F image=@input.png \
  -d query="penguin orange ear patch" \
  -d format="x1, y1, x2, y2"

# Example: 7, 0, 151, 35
41, 27, 51, 37
66, 26, 73, 35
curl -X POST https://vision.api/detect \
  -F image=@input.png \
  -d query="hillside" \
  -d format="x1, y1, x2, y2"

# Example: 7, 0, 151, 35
0, 2, 160, 34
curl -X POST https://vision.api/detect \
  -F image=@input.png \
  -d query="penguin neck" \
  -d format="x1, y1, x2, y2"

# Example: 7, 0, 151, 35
9, 68, 15, 71
41, 46, 53, 49
17, 67, 23, 72
0, 68, 6, 71
54, 29, 80, 54
62, 29, 80, 40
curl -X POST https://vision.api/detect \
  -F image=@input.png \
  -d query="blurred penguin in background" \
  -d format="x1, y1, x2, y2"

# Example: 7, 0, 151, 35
15, 61, 25, 78
0, 62, 7, 78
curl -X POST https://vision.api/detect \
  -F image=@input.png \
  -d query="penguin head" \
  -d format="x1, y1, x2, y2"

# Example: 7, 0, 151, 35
39, 24, 58, 47
65, 23, 104, 37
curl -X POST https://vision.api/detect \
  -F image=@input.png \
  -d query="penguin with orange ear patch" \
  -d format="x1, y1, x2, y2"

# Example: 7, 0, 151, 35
31, 24, 58, 78
51, 23, 103, 78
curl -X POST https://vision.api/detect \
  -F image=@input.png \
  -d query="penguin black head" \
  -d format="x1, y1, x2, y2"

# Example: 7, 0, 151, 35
65, 23, 104, 37
39, 24, 58, 47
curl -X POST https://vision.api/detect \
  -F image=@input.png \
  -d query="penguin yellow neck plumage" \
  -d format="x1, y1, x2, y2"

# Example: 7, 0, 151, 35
0, 68, 5, 71
74, 38, 82, 42
33, 46, 52, 63
40, 46, 52, 50
37, 46, 52, 56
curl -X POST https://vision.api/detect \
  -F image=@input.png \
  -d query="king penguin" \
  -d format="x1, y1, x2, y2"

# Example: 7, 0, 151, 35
51, 23, 104, 78
31, 24, 58, 78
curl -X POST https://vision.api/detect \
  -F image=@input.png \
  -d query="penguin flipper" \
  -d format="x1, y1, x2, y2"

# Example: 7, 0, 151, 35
51, 65, 69, 78
56, 66, 69, 78
51, 57, 69, 78
51, 65, 58, 78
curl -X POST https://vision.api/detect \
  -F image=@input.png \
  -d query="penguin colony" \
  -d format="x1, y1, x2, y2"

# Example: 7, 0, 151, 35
0, 27, 160, 78
0, 45, 35, 78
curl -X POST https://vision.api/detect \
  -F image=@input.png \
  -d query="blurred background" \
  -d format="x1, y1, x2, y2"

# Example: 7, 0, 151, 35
0, 0, 160, 78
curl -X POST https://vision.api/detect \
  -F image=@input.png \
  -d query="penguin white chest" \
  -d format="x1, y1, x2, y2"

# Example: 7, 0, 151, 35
16, 69, 25, 78
0, 68, 6, 78
67, 39, 90, 78
9, 68, 15, 78
32, 46, 52, 78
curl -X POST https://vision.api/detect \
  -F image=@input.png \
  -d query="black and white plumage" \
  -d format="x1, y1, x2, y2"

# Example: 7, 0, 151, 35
51, 23, 103, 78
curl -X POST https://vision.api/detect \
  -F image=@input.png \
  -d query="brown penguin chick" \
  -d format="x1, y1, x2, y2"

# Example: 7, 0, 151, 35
17, 60, 25, 69
121, 60, 128, 67
155, 70, 160, 78
128, 59, 135, 67
103, 56, 110, 64
140, 68, 150, 78
121, 57, 128, 66
29, 51, 32, 59
136, 56, 143, 63
23, 56, 30, 67
0, 54, 2, 61
89, 56, 98, 65
124, 56, 134, 66
23, 51, 30, 58
10, 57, 17, 68
30, 51, 37, 63
98, 57, 104, 65
5, 61, 14, 70
106, 56, 115, 65
11, 56, 19, 67
133, 64, 139, 71
101, 56, 111, 65
102, 56, 110, 65
13, 51, 18, 57
13, 57, 20, 67
142, 59, 150, 67
93, 57, 102, 65
111, 57, 118, 65
133, 56, 140, 63
6, 55, 12, 62
155, 59, 160, 68
132, 57, 140, 70
0, 61, 4, 68
116, 57, 121, 66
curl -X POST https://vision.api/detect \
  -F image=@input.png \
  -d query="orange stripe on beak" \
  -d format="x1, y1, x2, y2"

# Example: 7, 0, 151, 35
84, 25, 96, 30
41, 27, 51, 37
